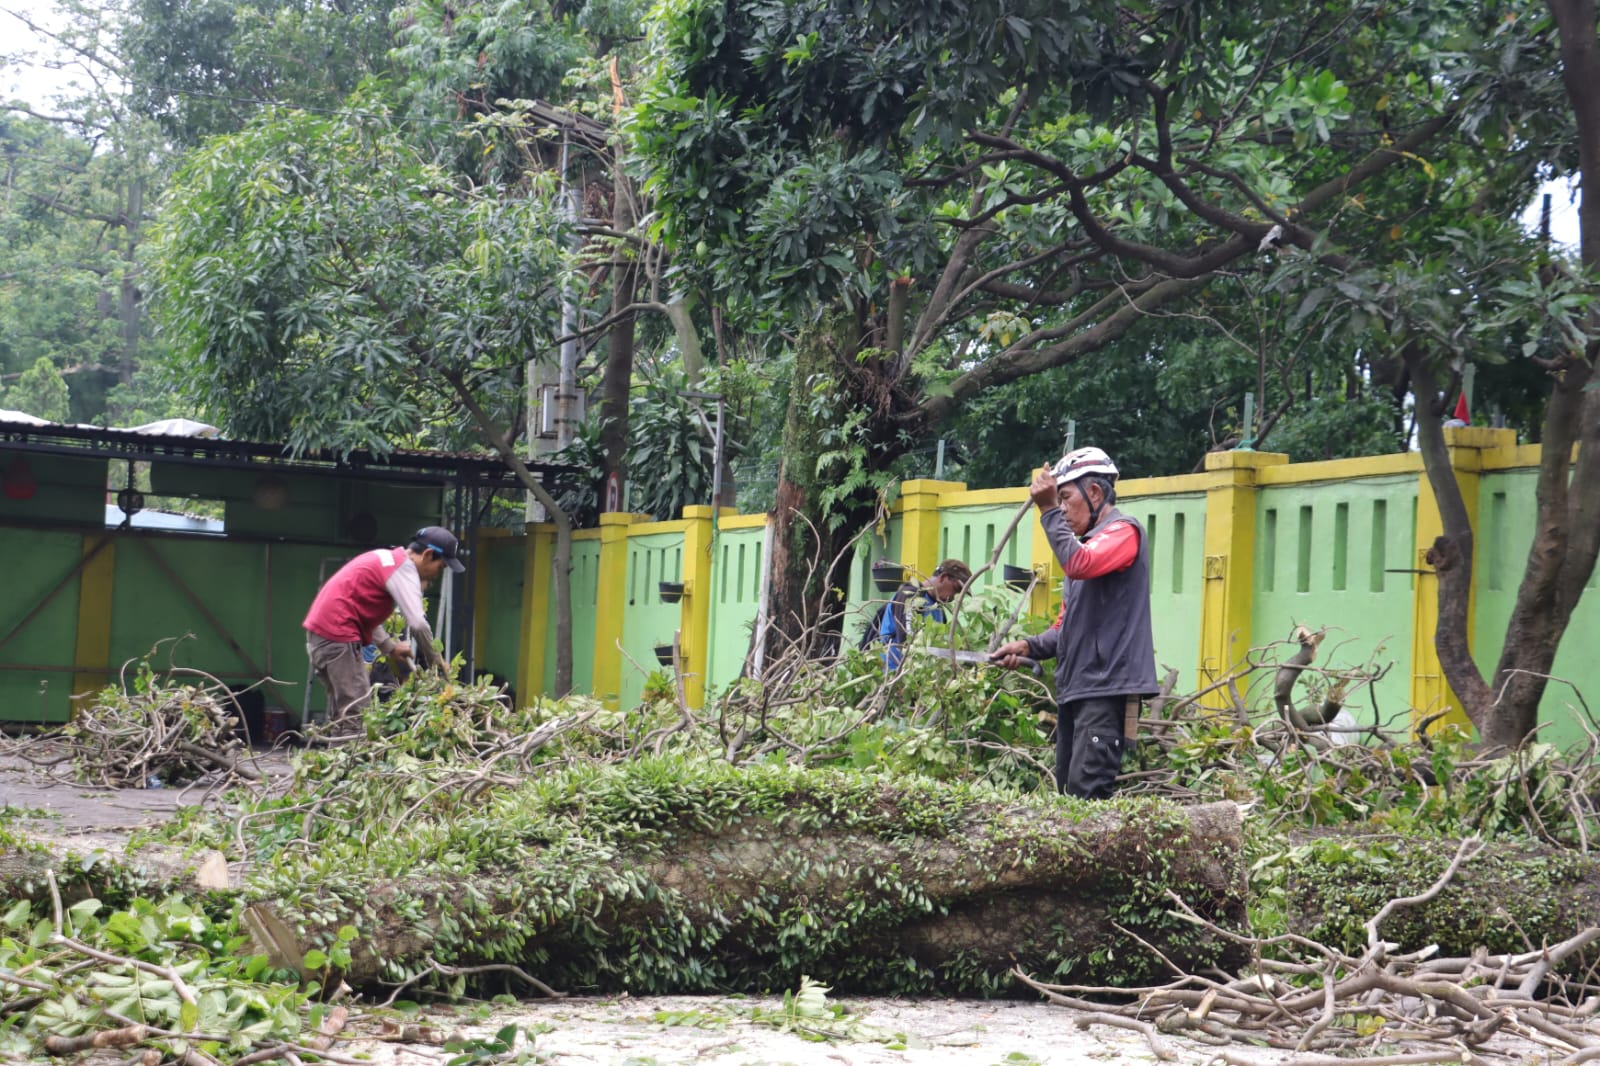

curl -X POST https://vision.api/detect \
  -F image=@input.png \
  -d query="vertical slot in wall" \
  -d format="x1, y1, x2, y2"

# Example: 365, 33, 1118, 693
1333, 502, 1349, 591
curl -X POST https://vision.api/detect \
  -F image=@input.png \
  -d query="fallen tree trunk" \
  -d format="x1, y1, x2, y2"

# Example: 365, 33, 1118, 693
1289, 831, 1600, 964
252, 771, 1250, 996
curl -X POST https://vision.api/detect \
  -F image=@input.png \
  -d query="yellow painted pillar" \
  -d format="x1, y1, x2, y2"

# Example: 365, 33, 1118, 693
1197, 450, 1287, 695
1027, 494, 1059, 620
1410, 427, 1517, 728
592, 512, 644, 707
678, 505, 734, 709
897, 479, 965, 581
71, 533, 116, 706
516, 524, 554, 705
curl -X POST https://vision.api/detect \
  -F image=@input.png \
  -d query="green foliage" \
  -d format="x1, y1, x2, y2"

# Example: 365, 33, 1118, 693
4, 356, 71, 421
122, 0, 403, 145
0, 895, 308, 1060
1285, 835, 1596, 958
749, 976, 901, 1044
0, 109, 158, 423
443, 1022, 544, 1066
623, 368, 742, 519
148, 102, 571, 458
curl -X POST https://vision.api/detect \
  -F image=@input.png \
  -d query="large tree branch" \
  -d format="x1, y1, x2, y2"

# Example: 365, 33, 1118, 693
906, 110, 1458, 428
912, 274, 1216, 427
909, 242, 1098, 362
1, 102, 111, 134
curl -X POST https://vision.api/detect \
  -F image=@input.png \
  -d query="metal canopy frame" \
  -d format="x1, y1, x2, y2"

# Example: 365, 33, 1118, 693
0, 418, 580, 493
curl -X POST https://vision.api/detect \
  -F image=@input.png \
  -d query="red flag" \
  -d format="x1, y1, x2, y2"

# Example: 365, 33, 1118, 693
1452, 392, 1470, 424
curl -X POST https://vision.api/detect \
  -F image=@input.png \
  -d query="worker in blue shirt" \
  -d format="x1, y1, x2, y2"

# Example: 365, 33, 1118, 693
875, 559, 972, 670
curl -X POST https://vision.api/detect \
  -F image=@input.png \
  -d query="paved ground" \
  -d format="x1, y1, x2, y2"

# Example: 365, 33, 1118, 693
0, 747, 291, 836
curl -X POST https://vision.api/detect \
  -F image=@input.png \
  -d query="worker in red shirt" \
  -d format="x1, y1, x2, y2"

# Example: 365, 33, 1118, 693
302, 526, 465, 734
990, 448, 1156, 798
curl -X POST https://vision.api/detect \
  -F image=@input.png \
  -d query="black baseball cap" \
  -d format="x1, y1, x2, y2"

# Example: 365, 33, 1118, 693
411, 526, 466, 573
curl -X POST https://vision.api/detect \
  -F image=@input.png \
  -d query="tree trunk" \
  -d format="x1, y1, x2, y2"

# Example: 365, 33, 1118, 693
1405, 349, 1496, 738
117, 178, 143, 386
764, 312, 884, 663
1290, 832, 1600, 966
266, 798, 1249, 994
1451, 0, 1600, 751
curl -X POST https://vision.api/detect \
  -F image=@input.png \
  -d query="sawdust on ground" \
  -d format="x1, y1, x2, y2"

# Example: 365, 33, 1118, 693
345, 994, 1259, 1066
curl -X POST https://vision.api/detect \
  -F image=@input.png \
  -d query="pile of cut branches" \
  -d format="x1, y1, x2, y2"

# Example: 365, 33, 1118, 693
2, 655, 263, 789
1020, 839, 1600, 1064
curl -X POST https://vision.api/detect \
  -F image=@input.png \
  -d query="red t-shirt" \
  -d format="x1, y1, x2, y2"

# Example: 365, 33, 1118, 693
302, 547, 408, 644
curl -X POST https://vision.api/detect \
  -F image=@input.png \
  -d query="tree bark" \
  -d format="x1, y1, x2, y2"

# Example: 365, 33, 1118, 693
1404, 350, 1498, 740
117, 177, 143, 386
1456, 0, 1600, 750
764, 312, 883, 663
264, 799, 1249, 994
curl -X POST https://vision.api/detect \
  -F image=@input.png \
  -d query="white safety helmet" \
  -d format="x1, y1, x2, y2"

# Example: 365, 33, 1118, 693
1052, 446, 1119, 487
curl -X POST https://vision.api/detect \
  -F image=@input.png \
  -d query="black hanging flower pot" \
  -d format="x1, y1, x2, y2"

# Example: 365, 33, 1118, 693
653, 643, 675, 667
658, 581, 685, 603
1003, 564, 1035, 591
871, 561, 904, 593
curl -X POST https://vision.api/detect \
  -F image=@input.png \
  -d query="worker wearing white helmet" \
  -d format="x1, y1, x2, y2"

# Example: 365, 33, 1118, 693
990, 447, 1157, 799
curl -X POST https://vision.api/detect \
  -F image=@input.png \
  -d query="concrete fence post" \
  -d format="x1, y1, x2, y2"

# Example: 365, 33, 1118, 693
1197, 450, 1288, 697
593, 512, 648, 707
679, 505, 734, 709
897, 479, 965, 581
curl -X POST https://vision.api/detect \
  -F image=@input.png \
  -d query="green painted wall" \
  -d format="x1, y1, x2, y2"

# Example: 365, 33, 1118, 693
1474, 470, 1600, 748
0, 528, 89, 723
475, 536, 525, 694
148, 464, 440, 544
106, 536, 337, 717
707, 524, 764, 693
543, 538, 600, 698
618, 529, 687, 710
845, 520, 906, 642
939, 503, 1029, 583
1122, 492, 1207, 683
0, 451, 106, 526
0, 447, 446, 726
1251, 475, 1417, 726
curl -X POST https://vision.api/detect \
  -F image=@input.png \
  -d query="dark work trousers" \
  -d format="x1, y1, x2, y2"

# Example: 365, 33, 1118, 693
1055, 696, 1127, 799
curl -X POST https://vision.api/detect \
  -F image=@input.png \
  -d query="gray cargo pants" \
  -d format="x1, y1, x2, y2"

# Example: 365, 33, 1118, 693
306, 634, 374, 730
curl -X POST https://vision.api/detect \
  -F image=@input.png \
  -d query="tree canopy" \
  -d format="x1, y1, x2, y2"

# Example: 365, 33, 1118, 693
149, 104, 570, 456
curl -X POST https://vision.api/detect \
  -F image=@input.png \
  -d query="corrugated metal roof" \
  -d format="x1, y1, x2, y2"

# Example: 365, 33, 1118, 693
0, 416, 582, 490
